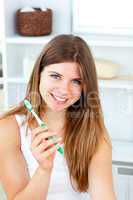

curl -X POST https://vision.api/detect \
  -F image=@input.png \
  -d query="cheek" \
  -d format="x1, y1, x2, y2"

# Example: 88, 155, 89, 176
39, 79, 48, 98
69, 89, 82, 107
72, 88, 82, 99
39, 79, 56, 103
39, 78, 52, 94
39, 82, 45, 99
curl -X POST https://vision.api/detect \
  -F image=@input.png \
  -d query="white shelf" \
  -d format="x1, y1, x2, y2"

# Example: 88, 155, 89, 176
98, 79, 133, 90
88, 38, 133, 47
7, 77, 26, 83
73, 34, 133, 47
6, 34, 57, 44
0, 42, 2, 52
0, 78, 4, 84
112, 140, 133, 163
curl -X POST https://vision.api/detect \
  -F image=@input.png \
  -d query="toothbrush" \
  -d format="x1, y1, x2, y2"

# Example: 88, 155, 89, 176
24, 99, 64, 155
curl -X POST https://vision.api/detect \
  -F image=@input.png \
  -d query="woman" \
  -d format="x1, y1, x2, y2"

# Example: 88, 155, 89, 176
0, 34, 116, 200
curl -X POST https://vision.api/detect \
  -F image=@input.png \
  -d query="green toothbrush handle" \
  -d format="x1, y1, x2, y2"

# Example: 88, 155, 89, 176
40, 122, 64, 155
40, 122, 48, 129
48, 136, 64, 155
55, 145, 64, 155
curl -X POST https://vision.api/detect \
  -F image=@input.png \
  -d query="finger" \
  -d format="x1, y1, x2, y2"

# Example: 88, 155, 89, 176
43, 145, 57, 158
31, 126, 48, 140
32, 135, 62, 150
43, 137, 62, 150
32, 130, 60, 144
58, 140, 64, 145
36, 142, 46, 153
31, 134, 45, 149
37, 139, 61, 153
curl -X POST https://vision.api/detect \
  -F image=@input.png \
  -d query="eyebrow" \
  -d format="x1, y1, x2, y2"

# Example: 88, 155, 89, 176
48, 71, 82, 80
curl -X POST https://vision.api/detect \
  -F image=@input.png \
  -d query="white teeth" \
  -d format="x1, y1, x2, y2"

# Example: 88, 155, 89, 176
52, 94, 67, 102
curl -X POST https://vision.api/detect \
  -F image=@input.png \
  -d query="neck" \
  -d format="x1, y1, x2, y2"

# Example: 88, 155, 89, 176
41, 108, 66, 131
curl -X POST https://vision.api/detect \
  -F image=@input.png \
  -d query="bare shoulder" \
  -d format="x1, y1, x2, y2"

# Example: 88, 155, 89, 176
89, 135, 113, 176
92, 135, 112, 164
0, 115, 20, 149
0, 115, 30, 199
88, 136, 116, 199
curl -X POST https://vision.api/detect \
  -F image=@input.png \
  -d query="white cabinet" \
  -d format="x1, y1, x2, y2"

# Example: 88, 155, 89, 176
72, 0, 133, 46
112, 141, 133, 199
73, 0, 133, 35
113, 162, 133, 200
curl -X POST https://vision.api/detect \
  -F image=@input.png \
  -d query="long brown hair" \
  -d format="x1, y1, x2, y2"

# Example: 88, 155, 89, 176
1, 34, 111, 192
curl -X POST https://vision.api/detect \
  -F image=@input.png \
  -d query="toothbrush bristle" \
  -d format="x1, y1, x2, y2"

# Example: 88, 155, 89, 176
24, 99, 33, 112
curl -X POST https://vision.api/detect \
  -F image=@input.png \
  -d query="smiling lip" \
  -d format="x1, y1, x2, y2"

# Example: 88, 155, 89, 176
50, 93, 68, 103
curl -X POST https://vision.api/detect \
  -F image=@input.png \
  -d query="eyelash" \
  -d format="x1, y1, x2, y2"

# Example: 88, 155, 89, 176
50, 74, 60, 79
49, 74, 81, 85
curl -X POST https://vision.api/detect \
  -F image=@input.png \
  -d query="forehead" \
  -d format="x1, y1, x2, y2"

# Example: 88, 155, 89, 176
45, 62, 81, 77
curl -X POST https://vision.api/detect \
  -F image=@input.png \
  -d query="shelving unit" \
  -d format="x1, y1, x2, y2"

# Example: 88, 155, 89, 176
0, 0, 72, 111
6, 34, 57, 44
0, 0, 133, 111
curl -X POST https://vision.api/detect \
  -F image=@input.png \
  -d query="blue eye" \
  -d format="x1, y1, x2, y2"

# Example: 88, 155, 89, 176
72, 80, 81, 85
50, 74, 60, 80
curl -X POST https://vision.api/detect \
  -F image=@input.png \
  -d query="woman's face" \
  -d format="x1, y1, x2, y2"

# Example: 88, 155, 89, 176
39, 62, 83, 112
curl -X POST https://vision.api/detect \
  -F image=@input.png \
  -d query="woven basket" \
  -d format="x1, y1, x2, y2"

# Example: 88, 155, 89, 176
16, 8, 52, 36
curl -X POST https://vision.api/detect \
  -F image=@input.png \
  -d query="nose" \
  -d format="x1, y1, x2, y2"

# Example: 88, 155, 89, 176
58, 81, 71, 97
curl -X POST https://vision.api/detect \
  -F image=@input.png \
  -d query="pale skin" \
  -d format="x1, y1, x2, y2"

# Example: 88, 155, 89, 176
0, 62, 116, 200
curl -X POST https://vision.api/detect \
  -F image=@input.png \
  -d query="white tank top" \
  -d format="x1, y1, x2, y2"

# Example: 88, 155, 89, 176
15, 114, 90, 200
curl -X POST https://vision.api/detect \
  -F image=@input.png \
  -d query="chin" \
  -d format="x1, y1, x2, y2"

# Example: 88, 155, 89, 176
46, 104, 66, 112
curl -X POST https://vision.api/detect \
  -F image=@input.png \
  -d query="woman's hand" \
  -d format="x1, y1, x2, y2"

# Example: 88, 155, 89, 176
30, 126, 62, 171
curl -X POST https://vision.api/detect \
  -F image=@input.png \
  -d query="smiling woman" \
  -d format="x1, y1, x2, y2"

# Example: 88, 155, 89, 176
0, 34, 116, 200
